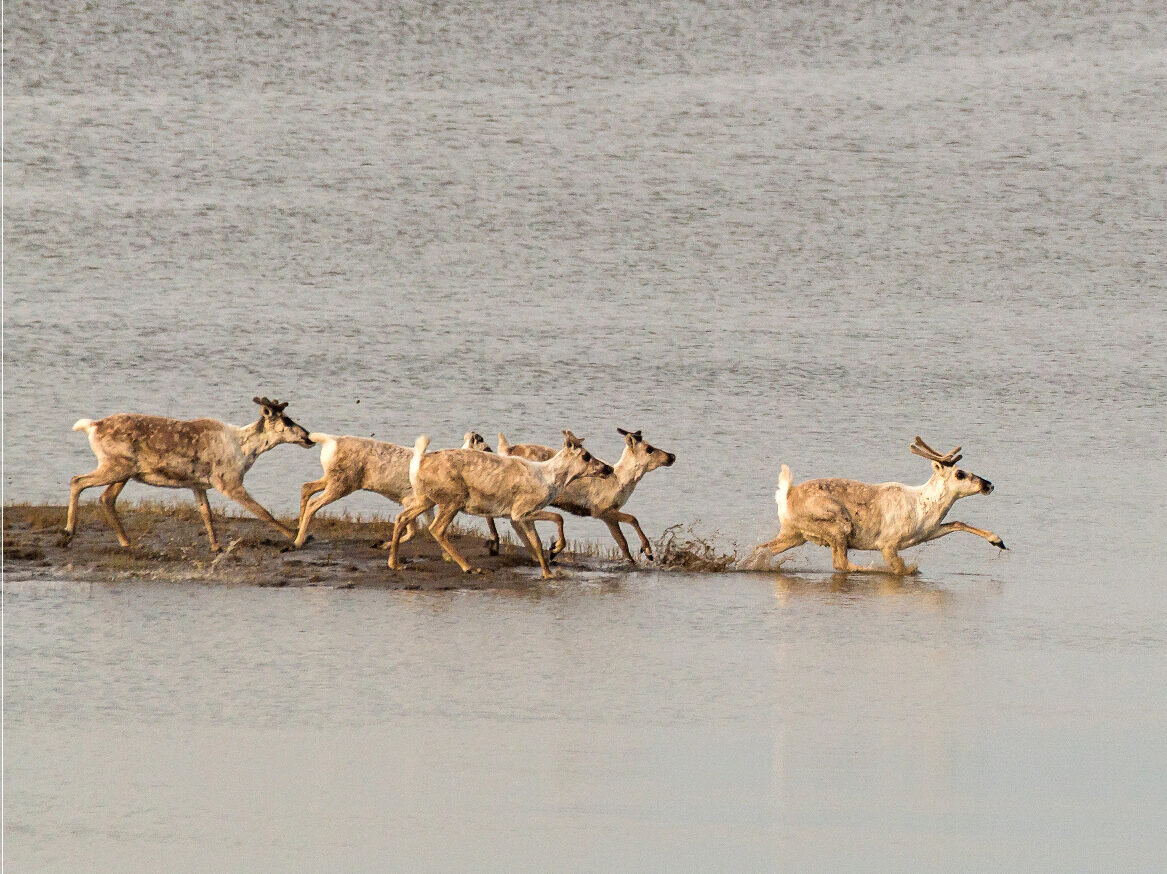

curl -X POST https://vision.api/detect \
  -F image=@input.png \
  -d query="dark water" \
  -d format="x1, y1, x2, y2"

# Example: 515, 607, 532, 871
5, 0, 1167, 869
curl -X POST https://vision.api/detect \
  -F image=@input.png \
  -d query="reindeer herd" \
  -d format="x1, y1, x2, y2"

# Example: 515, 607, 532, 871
62, 396, 1006, 578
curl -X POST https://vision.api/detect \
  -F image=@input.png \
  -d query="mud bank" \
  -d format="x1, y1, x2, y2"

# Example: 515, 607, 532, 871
2, 503, 644, 590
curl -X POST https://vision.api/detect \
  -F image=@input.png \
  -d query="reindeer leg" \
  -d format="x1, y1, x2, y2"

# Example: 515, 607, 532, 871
298, 478, 327, 529
608, 510, 653, 561
294, 482, 354, 547
428, 504, 483, 574
744, 530, 805, 569
880, 546, 917, 576
192, 487, 221, 552
62, 466, 130, 545
525, 510, 565, 559
99, 481, 132, 547
514, 519, 554, 579
218, 483, 297, 541
600, 515, 636, 564
921, 521, 1006, 550
828, 538, 869, 573
484, 516, 501, 555
388, 496, 435, 569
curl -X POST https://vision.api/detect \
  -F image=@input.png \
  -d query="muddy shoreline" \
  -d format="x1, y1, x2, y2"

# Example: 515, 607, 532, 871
2, 503, 648, 590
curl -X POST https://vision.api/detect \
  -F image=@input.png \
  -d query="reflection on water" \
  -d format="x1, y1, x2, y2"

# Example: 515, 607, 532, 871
765, 569, 979, 607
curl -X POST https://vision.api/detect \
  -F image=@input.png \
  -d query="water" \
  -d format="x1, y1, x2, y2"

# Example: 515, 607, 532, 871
5, 0, 1167, 869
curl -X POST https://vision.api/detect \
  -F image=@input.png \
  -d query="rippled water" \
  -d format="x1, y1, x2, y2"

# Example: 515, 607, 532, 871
5, 0, 1167, 869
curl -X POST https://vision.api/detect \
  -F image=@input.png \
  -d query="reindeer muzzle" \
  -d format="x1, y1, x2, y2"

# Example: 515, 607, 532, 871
980, 479, 993, 494
664, 453, 676, 466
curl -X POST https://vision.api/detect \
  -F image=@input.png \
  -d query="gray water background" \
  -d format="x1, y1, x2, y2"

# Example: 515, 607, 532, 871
5, 0, 1167, 870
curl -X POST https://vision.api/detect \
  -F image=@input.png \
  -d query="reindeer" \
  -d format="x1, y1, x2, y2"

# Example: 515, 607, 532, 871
496, 428, 676, 564
388, 431, 613, 579
63, 397, 314, 551
294, 431, 492, 549
747, 436, 1006, 575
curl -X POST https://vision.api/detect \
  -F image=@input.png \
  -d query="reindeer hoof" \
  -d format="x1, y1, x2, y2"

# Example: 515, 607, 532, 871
642, 550, 655, 562
486, 542, 499, 556
57, 531, 74, 548
467, 567, 490, 575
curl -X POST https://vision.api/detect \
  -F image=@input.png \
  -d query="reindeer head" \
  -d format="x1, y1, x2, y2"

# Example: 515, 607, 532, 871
253, 396, 314, 447
558, 429, 613, 484
910, 435, 993, 496
617, 427, 676, 471
463, 431, 493, 452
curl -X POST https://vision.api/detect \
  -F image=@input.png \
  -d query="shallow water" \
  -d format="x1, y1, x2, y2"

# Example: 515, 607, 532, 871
7, 572, 1166, 872
5, 0, 1167, 869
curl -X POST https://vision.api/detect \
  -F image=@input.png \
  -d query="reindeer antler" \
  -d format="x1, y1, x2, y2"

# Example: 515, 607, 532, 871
910, 435, 962, 466
253, 396, 289, 413
562, 429, 585, 448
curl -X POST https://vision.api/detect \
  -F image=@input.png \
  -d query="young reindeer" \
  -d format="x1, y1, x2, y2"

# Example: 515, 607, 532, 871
747, 436, 1006, 575
296, 431, 492, 549
63, 397, 314, 551
388, 431, 613, 579
496, 428, 676, 564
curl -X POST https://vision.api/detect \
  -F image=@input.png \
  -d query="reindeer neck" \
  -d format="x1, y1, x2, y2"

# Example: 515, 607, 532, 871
235, 419, 281, 468
525, 453, 568, 490
917, 472, 960, 523
613, 447, 647, 487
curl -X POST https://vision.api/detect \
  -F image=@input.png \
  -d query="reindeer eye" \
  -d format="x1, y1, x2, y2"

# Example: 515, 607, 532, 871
955, 470, 965, 480
582, 451, 591, 461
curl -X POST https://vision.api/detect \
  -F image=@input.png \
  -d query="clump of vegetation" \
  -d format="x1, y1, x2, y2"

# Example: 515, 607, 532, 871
653, 522, 739, 572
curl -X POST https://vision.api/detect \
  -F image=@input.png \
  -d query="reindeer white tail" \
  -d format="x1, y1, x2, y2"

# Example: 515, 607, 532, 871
72, 418, 95, 433
309, 433, 338, 469
409, 435, 430, 486
776, 464, 792, 523
497, 432, 511, 456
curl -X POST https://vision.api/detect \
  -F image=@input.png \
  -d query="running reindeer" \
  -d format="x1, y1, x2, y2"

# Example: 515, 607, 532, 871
63, 397, 314, 551
388, 431, 613, 579
496, 428, 676, 564
747, 436, 1006, 574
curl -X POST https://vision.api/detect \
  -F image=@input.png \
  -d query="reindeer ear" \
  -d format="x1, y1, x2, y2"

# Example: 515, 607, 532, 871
617, 427, 629, 436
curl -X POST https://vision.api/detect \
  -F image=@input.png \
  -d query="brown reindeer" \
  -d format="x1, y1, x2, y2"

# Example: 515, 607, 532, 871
496, 428, 676, 564
388, 431, 613, 579
747, 436, 1006, 574
63, 397, 313, 551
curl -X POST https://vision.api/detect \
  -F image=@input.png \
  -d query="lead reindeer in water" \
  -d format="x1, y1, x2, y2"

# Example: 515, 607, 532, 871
63, 397, 314, 551
388, 431, 612, 579
497, 428, 676, 564
747, 436, 1006, 574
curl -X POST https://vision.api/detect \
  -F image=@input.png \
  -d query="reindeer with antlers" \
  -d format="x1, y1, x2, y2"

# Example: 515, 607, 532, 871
747, 436, 1006, 574
63, 397, 314, 551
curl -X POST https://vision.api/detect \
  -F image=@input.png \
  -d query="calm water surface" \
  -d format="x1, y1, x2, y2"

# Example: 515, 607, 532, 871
5, 0, 1166, 869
